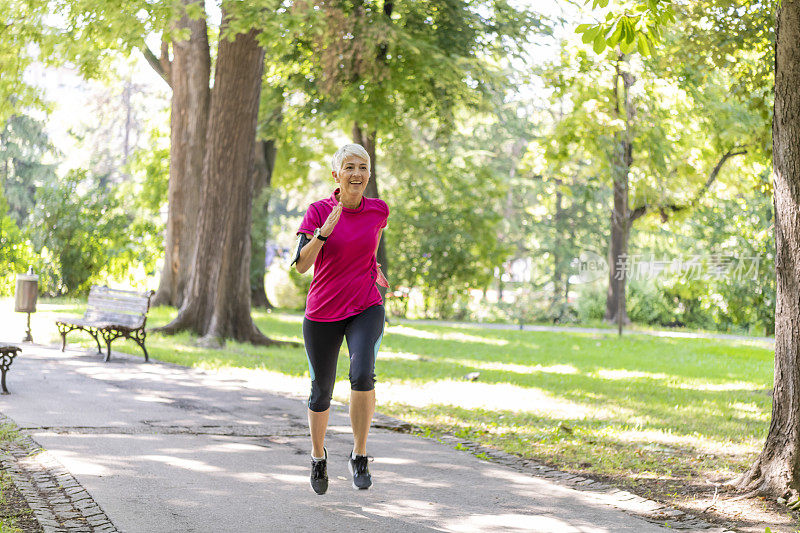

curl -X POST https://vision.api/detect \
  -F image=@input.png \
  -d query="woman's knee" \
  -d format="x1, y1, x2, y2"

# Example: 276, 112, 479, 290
349, 369, 375, 391
308, 382, 334, 411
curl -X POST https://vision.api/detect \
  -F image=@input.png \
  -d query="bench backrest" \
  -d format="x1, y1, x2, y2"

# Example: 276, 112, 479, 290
84, 286, 155, 329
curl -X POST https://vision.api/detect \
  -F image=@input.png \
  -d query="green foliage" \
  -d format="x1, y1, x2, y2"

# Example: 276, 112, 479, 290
30, 169, 133, 294
576, 0, 674, 56
0, 114, 59, 226
264, 0, 546, 139
0, 0, 50, 122
576, 284, 607, 322
384, 126, 511, 318
0, 190, 38, 295
126, 127, 169, 214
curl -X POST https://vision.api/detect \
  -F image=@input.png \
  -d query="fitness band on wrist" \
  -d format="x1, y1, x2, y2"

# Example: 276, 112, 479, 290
314, 228, 328, 242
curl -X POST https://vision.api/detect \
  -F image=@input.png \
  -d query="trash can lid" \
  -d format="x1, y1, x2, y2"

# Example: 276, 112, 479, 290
16, 273, 39, 282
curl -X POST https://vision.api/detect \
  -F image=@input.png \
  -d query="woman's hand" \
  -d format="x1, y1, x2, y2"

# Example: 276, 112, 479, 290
320, 203, 343, 237
376, 262, 389, 288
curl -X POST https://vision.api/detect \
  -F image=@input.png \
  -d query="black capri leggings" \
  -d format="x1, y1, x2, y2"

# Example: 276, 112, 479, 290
303, 304, 385, 412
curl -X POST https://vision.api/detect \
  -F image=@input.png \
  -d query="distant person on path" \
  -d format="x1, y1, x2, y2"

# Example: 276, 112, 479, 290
292, 143, 389, 495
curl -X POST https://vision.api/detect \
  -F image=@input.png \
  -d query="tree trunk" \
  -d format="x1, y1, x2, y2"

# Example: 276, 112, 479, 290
250, 138, 276, 309
734, 1, 800, 499
551, 179, 565, 321
161, 21, 280, 346
152, 5, 210, 308
605, 174, 631, 324
604, 57, 635, 325
353, 123, 388, 296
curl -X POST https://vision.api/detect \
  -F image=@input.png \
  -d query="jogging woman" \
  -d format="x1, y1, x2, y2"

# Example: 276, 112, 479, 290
292, 143, 388, 495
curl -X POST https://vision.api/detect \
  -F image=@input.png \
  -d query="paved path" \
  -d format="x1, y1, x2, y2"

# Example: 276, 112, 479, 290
0, 344, 715, 532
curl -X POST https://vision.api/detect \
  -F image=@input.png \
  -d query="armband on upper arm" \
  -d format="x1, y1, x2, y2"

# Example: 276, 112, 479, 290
290, 233, 311, 267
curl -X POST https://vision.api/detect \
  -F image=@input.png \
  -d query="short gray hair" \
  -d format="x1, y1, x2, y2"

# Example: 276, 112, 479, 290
331, 143, 371, 174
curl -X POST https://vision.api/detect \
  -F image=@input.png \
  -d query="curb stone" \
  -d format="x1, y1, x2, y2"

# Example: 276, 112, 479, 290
0, 412, 117, 533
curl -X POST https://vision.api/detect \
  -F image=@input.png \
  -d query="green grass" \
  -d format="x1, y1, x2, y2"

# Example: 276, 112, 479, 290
0, 423, 35, 533
35, 300, 773, 485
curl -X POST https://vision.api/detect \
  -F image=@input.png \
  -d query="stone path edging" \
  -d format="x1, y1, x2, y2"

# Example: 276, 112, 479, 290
0, 412, 117, 533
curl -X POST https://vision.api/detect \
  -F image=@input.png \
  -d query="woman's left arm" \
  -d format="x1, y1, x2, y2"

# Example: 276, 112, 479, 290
375, 229, 389, 287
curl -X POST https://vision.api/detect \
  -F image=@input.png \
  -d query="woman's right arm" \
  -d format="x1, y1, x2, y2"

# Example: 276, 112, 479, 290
295, 234, 322, 274
295, 202, 343, 274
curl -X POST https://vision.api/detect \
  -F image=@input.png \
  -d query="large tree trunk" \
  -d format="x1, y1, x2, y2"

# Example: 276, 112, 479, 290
152, 4, 210, 308
734, 1, 800, 499
353, 123, 388, 296
604, 57, 635, 325
161, 21, 279, 346
250, 138, 276, 309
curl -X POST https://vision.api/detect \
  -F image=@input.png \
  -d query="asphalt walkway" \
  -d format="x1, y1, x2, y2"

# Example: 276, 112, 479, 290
0, 343, 722, 532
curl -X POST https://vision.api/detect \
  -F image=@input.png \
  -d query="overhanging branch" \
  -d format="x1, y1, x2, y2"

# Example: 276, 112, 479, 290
142, 42, 171, 88
628, 147, 748, 223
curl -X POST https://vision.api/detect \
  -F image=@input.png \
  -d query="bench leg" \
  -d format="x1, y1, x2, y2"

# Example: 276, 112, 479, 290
56, 323, 67, 352
99, 330, 113, 362
0, 351, 18, 394
88, 329, 103, 355
133, 331, 149, 362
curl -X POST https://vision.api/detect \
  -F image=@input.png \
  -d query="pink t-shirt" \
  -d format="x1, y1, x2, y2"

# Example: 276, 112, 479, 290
297, 189, 389, 321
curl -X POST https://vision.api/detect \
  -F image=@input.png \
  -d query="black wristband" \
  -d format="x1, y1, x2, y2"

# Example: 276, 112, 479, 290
290, 233, 311, 266
314, 228, 328, 241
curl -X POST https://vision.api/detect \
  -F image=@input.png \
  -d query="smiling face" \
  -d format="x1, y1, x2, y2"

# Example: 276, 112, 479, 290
333, 155, 370, 199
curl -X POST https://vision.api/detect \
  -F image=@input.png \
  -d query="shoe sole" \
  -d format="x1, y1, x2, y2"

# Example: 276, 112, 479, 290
347, 459, 372, 490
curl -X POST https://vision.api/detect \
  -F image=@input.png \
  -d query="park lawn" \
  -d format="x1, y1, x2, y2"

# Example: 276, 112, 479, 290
40, 302, 773, 500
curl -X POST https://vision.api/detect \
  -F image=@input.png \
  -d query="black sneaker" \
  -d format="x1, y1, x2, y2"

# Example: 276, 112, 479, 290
348, 452, 372, 490
310, 448, 328, 495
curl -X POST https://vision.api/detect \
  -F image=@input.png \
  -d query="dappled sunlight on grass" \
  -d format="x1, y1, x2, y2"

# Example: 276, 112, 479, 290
379, 379, 629, 420
380, 351, 579, 375
610, 428, 760, 456
595, 368, 670, 380
449, 360, 579, 375
386, 325, 510, 346
670, 380, 764, 392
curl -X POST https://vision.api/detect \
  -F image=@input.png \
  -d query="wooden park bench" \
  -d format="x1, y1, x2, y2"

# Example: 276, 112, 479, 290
0, 344, 21, 394
56, 286, 155, 362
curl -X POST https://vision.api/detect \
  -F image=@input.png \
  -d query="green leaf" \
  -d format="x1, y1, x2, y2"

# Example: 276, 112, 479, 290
637, 33, 651, 56
593, 33, 607, 54
608, 21, 624, 46
623, 19, 637, 44
619, 37, 635, 55
581, 26, 601, 44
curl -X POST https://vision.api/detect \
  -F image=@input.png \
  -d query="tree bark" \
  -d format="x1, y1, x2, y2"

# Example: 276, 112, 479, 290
160, 20, 281, 346
551, 179, 565, 321
734, 0, 800, 500
250, 138, 276, 309
353, 123, 388, 296
604, 57, 635, 325
152, 4, 210, 308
